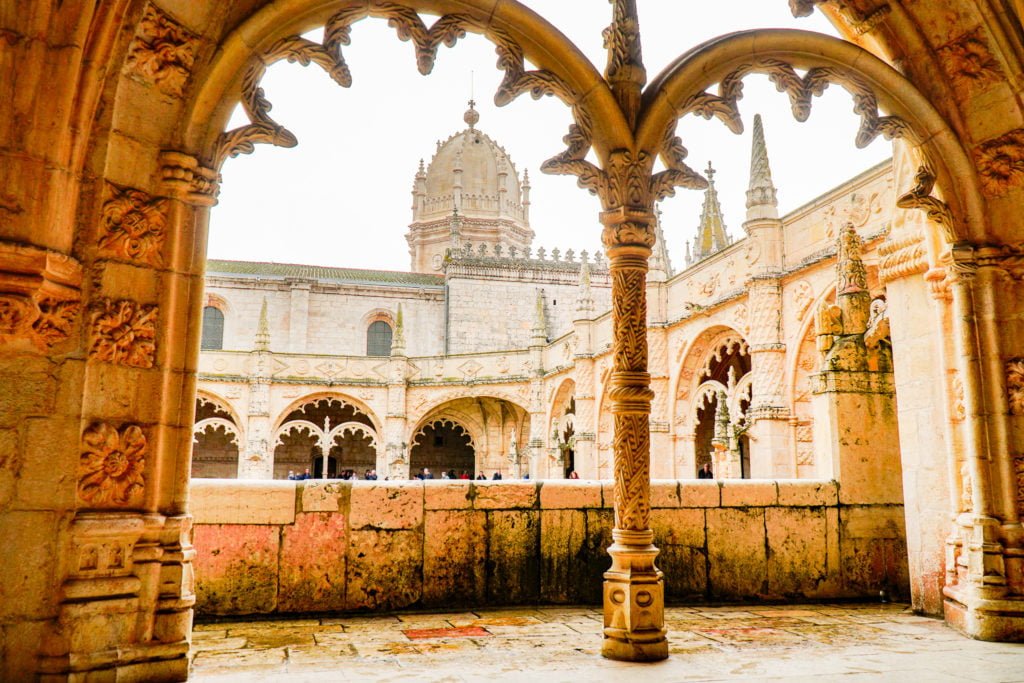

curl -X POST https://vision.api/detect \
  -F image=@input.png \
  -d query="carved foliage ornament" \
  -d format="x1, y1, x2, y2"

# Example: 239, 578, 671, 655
0, 242, 82, 351
78, 423, 146, 507
98, 184, 168, 266
124, 4, 198, 96
937, 28, 1004, 97
89, 299, 158, 368
974, 128, 1024, 197
1007, 359, 1024, 416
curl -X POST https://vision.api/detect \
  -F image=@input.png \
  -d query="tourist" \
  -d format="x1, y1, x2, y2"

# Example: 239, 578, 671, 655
459, 470, 470, 480
301, 467, 312, 480
492, 471, 502, 480
698, 463, 714, 479
475, 473, 486, 480
423, 467, 434, 479
287, 470, 296, 480
568, 470, 579, 479
366, 469, 378, 480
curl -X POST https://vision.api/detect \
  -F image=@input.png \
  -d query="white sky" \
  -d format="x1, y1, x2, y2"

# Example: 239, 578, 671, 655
209, 2, 892, 273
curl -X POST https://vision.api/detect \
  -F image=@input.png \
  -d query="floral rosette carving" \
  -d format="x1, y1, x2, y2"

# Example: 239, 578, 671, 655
99, 186, 168, 267
78, 423, 146, 507
89, 299, 158, 368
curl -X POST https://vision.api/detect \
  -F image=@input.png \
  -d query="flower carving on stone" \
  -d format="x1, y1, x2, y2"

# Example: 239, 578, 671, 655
124, 4, 197, 96
951, 372, 967, 421
937, 28, 1003, 97
1006, 359, 1024, 415
0, 295, 33, 335
89, 299, 158, 368
791, 280, 814, 320
975, 129, 1024, 197
33, 298, 79, 348
78, 423, 146, 507
99, 185, 168, 267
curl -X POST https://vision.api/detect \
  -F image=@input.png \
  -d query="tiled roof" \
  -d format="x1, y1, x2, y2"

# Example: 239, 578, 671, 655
205, 259, 445, 288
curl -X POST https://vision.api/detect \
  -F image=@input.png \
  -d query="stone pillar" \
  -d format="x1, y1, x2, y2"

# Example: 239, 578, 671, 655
599, 205, 667, 661
287, 279, 310, 353
941, 244, 1024, 640
384, 308, 410, 480
241, 300, 273, 479
811, 223, 903, 506
746, 275, 790, 477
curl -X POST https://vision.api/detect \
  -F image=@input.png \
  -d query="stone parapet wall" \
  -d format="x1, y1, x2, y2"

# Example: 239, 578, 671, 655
191, 479, 908, 616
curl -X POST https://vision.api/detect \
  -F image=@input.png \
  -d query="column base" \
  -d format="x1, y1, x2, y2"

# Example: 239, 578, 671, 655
601, 530, 668, 662
944, 587, 1024, 642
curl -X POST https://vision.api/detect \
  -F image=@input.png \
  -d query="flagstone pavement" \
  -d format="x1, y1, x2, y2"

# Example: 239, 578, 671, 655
190, 603, 1024, 682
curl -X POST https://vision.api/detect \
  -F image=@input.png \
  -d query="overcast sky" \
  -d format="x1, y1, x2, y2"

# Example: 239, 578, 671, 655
209, 2, 892, 273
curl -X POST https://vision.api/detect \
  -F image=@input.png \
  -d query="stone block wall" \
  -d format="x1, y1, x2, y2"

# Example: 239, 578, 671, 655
190, 479, 909, 616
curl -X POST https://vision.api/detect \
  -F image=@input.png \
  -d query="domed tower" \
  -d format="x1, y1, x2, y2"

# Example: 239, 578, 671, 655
407, 101, 534, 273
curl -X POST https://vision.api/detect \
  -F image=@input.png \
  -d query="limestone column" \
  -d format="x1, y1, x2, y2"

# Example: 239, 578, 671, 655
384, 305, 410, 479
573, 260, 598, 478
811, 224, 903, 505
287, 279, 311, 353
743, 114, 790, 476
241, 298, 273, 479
941, 244, 1020, 638
528, 289, 547, 479
599, 202, 667, 661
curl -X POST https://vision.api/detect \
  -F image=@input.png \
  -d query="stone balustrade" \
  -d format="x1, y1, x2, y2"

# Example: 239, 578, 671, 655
191, 479, 908, 616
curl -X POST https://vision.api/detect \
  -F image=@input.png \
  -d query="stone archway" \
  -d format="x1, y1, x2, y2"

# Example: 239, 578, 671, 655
7, 3, 1024, 679
192, 393, 243, 478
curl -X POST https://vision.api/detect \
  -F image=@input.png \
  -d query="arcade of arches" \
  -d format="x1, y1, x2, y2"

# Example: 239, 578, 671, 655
4, 1, 1024, 680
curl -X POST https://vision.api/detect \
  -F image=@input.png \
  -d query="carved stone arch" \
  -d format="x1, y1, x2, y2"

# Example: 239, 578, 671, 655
194, 390, 243, 428
273, 391, 381, 436
362, 308, 395, 328
672, 325, 747, 422
411, 416, 477, 452
183, 0, 631, 172
193, 417, 241, 444
786, 283, 836, 408
407, 388, 528, 428
204, 292, 232, 316
549, 377, 576, 437
327, 421, 379, 450
638, 29, 987, 244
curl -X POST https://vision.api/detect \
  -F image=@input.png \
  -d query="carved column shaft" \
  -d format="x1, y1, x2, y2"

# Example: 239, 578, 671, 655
949, 268, 997, 521
599, 206, 666, 662
974, 263, 1018, 525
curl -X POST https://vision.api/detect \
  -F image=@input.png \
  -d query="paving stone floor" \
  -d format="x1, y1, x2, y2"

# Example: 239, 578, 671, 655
190, 603, 1024, 682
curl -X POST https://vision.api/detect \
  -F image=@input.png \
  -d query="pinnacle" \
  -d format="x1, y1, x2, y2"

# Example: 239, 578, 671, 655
746, 113, 778, 216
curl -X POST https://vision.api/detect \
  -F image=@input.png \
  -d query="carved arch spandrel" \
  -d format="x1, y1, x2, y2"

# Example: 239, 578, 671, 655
638, 29, 987, 245
186, 0, 630, 173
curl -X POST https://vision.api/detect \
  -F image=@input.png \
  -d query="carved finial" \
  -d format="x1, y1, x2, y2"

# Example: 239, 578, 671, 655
254, 297, 270, 351
417, 158, 425, 175
552, 247, 561, 262
391, 304, 407, 356
464, 99, 479, 129
603, 0, 646, 128
522, 168, 531, 187
746, 113, 779, 219
712, 390, 730, 445
576, 260, 594, 317
537, 246, 546, 261
837, 222, 868, 296
648, 204, 673, 280
532, 289, 548, 343
692, 161, 731, 262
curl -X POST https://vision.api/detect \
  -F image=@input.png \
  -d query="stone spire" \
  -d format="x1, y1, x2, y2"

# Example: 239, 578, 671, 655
531, 289, 548, 344
254, 297, 270, 351
522, 168, 531, 222
648, 206, 674, 280
688, 161, 731, 265
745, 114, 779, 221
391, 304, 407, 356
575, 261, 594, 317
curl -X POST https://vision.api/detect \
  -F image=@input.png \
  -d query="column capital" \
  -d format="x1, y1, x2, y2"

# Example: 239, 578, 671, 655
158, 150, 220, 207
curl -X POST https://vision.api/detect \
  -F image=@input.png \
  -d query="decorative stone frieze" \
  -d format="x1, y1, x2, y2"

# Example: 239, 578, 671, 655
974, 128, 1024, 197
123, 4, 198, 96
878, 228, 928, 284
98, 184, 169, 266
0, 240, 82, 351
77, 423, 147, 508
937, 28, 1004, 97
88, 298, 158, 368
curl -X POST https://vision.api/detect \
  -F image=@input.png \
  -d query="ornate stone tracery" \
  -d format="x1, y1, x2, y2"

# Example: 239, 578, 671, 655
98, 184, 169, 266
0, 241, 83, 352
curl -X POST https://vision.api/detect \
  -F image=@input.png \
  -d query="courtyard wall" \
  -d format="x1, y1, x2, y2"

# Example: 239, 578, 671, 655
190, 479, 909, 616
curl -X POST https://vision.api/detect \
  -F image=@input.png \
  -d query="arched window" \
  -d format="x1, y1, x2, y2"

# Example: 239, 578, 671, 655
201, 306, 225, 350
366, 320, 393, 356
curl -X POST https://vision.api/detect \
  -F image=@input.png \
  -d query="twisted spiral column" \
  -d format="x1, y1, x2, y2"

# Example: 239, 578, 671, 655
600, 207, 667, 661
